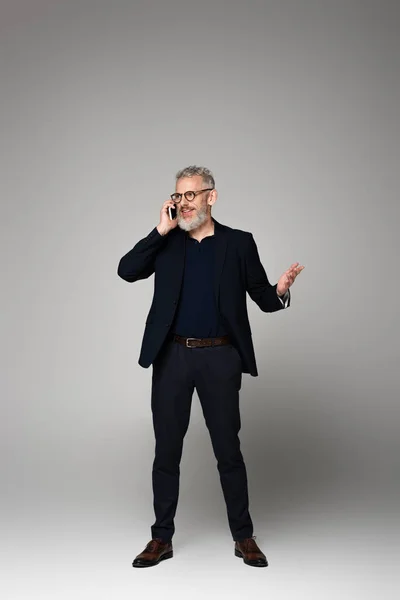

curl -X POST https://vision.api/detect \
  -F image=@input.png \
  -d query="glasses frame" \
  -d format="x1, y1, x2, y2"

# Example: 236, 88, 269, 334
170, 188, 214, 203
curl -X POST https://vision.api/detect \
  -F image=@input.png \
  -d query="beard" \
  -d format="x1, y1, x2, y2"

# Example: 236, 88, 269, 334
177, 202, 209, 232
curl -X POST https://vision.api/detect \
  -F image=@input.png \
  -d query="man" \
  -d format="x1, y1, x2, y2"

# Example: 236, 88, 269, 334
117, 166, 304, 568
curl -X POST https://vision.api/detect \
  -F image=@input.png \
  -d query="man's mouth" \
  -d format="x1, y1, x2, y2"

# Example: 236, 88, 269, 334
181, 208, 195, 218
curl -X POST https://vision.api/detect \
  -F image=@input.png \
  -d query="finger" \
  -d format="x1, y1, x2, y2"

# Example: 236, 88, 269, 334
288, 265, 303, 277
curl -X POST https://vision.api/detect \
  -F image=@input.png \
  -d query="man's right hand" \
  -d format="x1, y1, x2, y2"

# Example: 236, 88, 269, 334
157, 199, 179, 236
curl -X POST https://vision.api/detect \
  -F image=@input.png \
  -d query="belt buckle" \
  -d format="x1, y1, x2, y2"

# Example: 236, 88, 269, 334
186, 337, 199, 348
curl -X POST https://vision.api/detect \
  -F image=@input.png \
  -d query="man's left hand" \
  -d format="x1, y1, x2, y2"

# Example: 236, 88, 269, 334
277, 262, 305, 296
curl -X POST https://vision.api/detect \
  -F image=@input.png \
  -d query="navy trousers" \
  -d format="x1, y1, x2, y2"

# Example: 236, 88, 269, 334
150, 338, 254, 542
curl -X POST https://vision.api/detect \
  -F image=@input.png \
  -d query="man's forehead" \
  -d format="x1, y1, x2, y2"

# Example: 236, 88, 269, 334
176, 176, 203, 191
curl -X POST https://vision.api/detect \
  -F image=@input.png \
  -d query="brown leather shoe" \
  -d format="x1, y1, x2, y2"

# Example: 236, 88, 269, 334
132, 538, 173, 568
234, 535, 268, 567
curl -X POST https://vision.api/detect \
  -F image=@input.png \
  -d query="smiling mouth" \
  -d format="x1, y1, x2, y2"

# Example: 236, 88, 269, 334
181, 208, 195, 216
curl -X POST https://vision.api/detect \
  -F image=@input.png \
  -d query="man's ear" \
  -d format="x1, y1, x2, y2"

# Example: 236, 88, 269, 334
208, 189, 217, 206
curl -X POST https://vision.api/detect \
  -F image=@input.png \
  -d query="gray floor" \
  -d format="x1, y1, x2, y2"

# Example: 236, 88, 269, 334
2, 498, 398, 600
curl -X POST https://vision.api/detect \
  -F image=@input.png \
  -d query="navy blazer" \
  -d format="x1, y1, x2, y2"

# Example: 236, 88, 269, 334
117, 217, 290, 376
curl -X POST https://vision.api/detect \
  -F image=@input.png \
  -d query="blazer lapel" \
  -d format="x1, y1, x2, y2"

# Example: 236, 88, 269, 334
212, 218, 228, 308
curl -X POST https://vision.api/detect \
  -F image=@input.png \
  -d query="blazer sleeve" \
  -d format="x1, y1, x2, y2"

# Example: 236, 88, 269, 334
117, 227, 168, 282
244, 232, 291, 312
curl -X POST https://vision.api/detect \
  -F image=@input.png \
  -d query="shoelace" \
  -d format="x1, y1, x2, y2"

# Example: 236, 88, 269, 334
145, 538, 164, 553
247, 536, 259, 550
239, 535, 258, 551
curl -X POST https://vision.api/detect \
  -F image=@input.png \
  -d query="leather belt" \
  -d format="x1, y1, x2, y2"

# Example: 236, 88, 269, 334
172, 334, 230, 348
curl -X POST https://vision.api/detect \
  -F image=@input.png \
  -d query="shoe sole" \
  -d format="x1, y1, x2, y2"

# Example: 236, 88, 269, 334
132, 550, 173, 568
234, 548, 268, 567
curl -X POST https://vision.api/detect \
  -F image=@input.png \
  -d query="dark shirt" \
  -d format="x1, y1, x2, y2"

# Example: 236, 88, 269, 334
171, 233, 229, 338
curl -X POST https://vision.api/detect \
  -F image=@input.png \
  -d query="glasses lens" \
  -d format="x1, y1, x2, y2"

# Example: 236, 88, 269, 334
171, 194, 181, 202
184, 191, 195, 201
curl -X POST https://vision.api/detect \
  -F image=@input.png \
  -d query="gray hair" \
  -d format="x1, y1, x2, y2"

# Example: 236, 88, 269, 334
175, 165, 215, 189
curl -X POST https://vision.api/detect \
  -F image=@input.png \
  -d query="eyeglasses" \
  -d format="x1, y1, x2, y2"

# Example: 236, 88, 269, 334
170, 188, 214, 203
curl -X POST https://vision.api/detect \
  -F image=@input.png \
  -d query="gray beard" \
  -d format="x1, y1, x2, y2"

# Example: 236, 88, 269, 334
177, 205, 208, 232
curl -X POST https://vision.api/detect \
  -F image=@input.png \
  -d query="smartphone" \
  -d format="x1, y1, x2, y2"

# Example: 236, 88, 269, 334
168, 204, 177, 220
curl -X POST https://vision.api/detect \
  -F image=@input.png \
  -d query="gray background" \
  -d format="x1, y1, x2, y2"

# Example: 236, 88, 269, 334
1, 0, 399, 598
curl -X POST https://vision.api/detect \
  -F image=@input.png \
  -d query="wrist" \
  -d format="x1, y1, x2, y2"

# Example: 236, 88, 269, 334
156, 224, 169, 236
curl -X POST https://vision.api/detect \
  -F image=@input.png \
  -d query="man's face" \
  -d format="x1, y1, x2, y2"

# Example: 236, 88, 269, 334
174, 175, 212, 232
